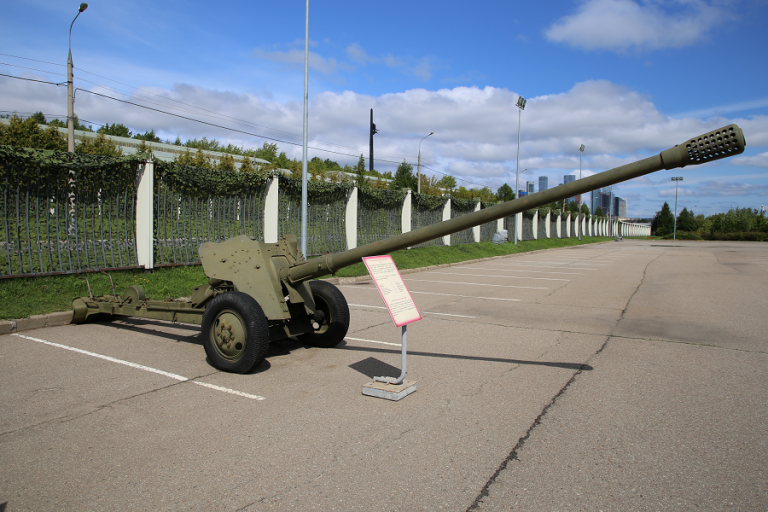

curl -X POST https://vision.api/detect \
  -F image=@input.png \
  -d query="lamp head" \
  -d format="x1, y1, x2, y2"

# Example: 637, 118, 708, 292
516, 96, 527, 110
579, 144, 585, 153
428, 132, 434, 136
79, 3, 88, 12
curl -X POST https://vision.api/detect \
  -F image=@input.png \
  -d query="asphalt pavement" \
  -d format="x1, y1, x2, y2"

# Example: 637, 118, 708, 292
1, 239, 766, 511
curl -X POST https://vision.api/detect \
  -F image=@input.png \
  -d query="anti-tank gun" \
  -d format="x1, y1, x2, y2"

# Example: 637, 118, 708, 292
71, 124, 746, 373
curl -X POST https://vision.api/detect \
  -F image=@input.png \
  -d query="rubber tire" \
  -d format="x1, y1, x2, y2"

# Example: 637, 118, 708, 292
201, 291, 269, 374
298, 281, 350, 348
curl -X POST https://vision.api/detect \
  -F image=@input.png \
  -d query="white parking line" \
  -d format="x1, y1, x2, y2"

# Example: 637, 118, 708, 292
425, 271, 569, 282
338, 286, 521, 302
404, 278, 547, 290
348, 303, 476, 318
345, 336, 401, 347
13, 333, 265, 401
500, 264, 598, 271
461, 266, 584, 275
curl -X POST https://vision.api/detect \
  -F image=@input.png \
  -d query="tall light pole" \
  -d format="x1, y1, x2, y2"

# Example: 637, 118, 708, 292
672, 177, 683, 241
300, 0, 309, 257
67, 2, 88, 152
417, 132, 433, 194
578, 143, 585, 240
513, 95, 526, 245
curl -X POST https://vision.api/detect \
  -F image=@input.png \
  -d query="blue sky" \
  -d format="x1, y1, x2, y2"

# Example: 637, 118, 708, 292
2, 0, 767, 217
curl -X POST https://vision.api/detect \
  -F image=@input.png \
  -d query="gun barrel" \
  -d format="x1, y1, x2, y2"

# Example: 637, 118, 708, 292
287, 124, 745, 283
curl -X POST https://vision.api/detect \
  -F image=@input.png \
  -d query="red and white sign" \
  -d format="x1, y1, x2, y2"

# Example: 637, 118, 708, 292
362, 255, 422, 327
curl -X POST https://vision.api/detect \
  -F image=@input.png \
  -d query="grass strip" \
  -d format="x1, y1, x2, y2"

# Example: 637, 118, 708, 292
0, 236, 613, 320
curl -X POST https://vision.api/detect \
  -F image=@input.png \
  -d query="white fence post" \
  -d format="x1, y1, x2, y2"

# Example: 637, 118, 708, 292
401, 189, 412, 234
264, 176, 279, 243
532, 211, 538, 240
545, 210, 551, 238
565, 213, 571, 237
345, 186, 358, 250
443, 196, 451, 246
135, 160, 154, 270
516, 212, 523, 242
472, 199, 481, 243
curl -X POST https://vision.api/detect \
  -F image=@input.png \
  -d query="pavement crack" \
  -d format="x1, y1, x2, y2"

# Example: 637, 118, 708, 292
0, 381, 186, 439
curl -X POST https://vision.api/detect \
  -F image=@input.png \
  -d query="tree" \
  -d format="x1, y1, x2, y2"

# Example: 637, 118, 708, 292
496, 183, 515, 202
136, 139, 153, 158
251, 142, 279, 163
48, 114, 92, 131
594, 206, 605, 217
652, 202, 674, 236
676, 207, 696, 232
217, 153, 237, 172
100, 123, 132, 138
580, 203, 590, 216
75, 132, 123, 156
239, 156, 255, 173
30, 111, 47, 125
354, 154, 370, 188
134, 129, 161, 142
390, 160, 417, 191
0, 114, 66, 151
175, 148, 212, 168
439, 175, 457, 193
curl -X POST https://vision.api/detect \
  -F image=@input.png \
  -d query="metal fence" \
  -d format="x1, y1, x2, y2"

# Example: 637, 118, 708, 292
357, 189, 404, 247
1, 149, 141, 277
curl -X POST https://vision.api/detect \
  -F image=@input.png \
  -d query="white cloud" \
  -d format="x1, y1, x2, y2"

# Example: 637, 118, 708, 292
253, 47, 353, 75
545, 0, 727, 52
2, 73, 763, 210
732, 152, 768, 168
346, 43, 376, 64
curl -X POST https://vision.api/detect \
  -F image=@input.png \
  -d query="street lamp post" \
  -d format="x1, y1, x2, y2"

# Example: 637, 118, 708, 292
417, 132, 434, 194
513, 95, 526, 245
67, 2, 88, 152
578, 143, 585, 240
300, 0, 309, 257
672, 177, 683, 241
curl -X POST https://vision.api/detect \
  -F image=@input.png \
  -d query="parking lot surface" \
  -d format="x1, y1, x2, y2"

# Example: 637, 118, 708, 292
1, 240, 766, 511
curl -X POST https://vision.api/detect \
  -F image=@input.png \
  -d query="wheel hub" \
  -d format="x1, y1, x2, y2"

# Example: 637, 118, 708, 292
212, 311, 246, 359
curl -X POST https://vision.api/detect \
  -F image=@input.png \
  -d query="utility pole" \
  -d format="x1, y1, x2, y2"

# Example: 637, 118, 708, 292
369, 109, 377, 172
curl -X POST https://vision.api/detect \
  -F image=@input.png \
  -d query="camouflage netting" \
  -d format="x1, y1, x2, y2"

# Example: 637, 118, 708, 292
357, 188, 405, 247
450, 197, 477, 245
0, 146, 144, 276
411, 192, 447, 248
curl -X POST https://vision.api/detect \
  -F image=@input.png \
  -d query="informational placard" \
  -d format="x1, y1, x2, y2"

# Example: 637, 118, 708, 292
362, 255, 422, 327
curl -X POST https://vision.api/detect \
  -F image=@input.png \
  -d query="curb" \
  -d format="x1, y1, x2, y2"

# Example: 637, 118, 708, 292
2, 240, 611, 334
0, 310, 73, 335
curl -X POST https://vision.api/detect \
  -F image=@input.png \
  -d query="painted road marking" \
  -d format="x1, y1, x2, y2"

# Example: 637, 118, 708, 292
338, 286, 521, 302
498, 264, 598, 271
425, 271, 569, 282
461, 266, 584, 275
13, 333, 265, 401
345, 336, 401, 347
348, 303, 476, 318
404, 278, 547, 290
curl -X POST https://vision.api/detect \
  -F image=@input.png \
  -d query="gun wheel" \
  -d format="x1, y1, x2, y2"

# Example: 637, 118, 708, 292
299, 281, 349, 348
201, 291, 269, 374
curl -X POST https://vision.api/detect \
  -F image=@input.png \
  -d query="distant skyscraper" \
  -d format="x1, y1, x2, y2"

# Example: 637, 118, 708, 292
615, 197, 627, 218
590, 190, 601, 213
539, 176, 548, 192
526, 181, 535, 194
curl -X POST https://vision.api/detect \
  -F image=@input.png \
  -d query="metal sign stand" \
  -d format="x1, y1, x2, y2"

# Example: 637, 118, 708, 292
360, 255, 420, 401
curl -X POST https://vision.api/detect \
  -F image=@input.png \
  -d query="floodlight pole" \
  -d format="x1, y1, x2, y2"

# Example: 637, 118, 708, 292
300, 0, 309, 257
67, 3, 88, 153
513, 95, 526, 245
417, 132, 433, 194
672, 177, 683, 241
578, 144, 585, 240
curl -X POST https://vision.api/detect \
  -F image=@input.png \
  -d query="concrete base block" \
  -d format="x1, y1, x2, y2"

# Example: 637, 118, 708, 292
362, 380, 417, 401
0, 320, 16, 335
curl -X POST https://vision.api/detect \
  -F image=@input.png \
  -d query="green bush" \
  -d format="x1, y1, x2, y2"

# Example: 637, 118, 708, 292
701, 231, 768, 242
662, 231, 702, 240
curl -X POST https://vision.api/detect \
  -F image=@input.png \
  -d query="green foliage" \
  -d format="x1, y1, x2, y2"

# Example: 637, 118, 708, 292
439, 175, 457, 192
29, 111, 47, 124
496, 183, 514, 202
175, 147, 213, 169
75, 132, 123, 156
0, 114, 66, 151
133, 129, 161, 142
661, 231, 702, 240
580, 203, 590, 216
154, 160, 273, 196
390, 160, 417, 190
594, 206, 604, 217
652, 202, 674, 236
99, 123, 132, 138
217, 153, 237, 172
48, 114, 92, 131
